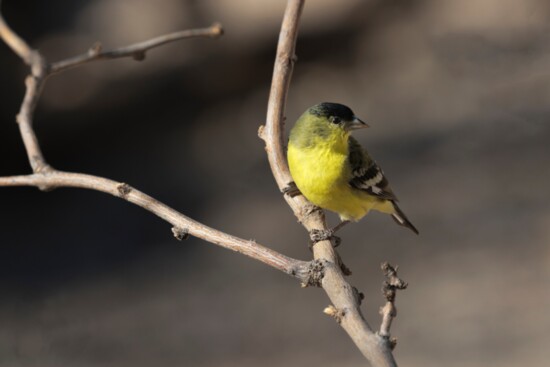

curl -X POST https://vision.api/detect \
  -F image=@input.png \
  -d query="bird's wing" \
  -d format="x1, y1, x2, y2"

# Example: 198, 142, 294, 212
348, 136, 398, 201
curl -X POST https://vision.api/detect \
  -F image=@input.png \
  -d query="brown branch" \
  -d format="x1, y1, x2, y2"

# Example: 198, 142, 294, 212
379, 262, 407, 348
0, 172, 309, 280
0, 4, 50, 173
1, 2, 405, 364
49, 24, 223, 74
17, 74, 50, 175
0, 7, 310, 282
0, 1, 35, 65
261, 0, 399, 365
1, 5, 222, 175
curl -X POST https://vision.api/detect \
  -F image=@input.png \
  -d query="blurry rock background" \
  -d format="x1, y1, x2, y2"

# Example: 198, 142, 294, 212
1, 0, 549, 366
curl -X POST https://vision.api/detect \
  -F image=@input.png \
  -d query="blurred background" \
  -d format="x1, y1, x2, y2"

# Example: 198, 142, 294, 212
1, 0, 549, 366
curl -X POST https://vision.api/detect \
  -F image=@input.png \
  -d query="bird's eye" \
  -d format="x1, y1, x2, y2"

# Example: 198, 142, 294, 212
329, 116, 341, 124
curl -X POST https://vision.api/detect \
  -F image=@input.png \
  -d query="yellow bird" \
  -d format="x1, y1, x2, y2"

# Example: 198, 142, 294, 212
287, 102, 418, 235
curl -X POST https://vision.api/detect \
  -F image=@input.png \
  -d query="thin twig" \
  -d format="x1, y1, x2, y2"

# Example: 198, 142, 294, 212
262, 0, 399, 365
0, 172, 310, 280
50, 24, 223, 74
1, 5, 222, 174
16, 74, 50, 174
0, 1, 35, 65
0, 4, 50, 173
1, 2, 405, 365
0, 7, 310, 281
379, 262, 407, 348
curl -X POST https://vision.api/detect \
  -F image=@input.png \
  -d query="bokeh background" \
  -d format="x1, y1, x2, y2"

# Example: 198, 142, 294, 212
1, 0, 549, 366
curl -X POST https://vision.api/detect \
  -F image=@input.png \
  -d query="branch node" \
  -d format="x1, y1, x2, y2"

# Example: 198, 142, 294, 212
323, 305, 345, 323
339, 258, 352, 275
29, 51, 48, 78
378, 262, 407, 343
172, 226, 190, 241
116, 182, 132, 198
381, 262, 408, 301
36, 166, 52, 174
88, 42, 103, 56
301, 259, 326, 288
352, 286, 365, 305
29, 157, 55, 185
376, 334, 398, 350
289, 261, 310, 283
210, 22, 224, 37
257, 124, 266, 140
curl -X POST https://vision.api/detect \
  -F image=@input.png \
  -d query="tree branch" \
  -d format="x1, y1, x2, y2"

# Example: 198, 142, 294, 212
1, 2, 406, 365
0, 5, 50, 173
379, 262, 407, 348
16, 74, 50, 174
261, 0, 399, 365
0, 172, 309, 280
1, 5, 222, 174
0, 7, 310, 282
0, 1, 35, 65
49, 24, 223, 74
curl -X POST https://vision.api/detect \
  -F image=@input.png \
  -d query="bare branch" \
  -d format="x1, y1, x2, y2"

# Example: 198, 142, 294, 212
50, 24, 224, 74
0, 2, 35, 65
1, 2, 406, 365
1, 5, 222, 175
0, 171, 310, 281
16, 74, 50, 175
379, 262, 407, 348
262, 0, 399, 365
0, 7, 309, 282
0, 4, 50, 173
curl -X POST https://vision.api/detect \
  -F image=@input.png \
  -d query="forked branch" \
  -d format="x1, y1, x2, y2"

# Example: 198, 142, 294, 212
261, 0, 399, 365
379, 262, 408, 349
1, 1, 405, 365
0, 6, 309, 282
0, 172, 309, 279
50, 24, 223, 74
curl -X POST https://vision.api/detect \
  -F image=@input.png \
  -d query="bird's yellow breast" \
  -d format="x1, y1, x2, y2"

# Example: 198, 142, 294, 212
288, 133, 386, 221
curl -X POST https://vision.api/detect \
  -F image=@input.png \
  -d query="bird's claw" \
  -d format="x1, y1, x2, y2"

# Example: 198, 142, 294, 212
308, 229, 341, 248
309, 228, 333, 243
282, 182, 302, 198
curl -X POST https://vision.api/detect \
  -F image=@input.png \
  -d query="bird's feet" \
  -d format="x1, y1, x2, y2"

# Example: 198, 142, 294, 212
308, 228, 341, 248
281, 181, 302, 197
308, 220, 351, 249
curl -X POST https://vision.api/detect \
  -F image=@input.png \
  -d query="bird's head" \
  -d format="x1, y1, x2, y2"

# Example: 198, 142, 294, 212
307, 102, 369, 132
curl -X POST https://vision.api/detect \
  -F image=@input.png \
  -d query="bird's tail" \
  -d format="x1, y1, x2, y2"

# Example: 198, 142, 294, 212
391, 202, 419, 235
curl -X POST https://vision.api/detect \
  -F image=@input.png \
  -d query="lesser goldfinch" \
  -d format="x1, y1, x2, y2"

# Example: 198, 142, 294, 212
287, 102, 418, 235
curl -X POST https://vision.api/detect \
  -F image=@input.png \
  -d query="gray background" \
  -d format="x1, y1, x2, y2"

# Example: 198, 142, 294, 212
1, 0, 549, 366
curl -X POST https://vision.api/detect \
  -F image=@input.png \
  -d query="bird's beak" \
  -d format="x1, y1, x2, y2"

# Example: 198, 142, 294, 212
347, 116, 369, 130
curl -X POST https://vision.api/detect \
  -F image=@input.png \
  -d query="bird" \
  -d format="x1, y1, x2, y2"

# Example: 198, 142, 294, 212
287, 102, 418, 237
